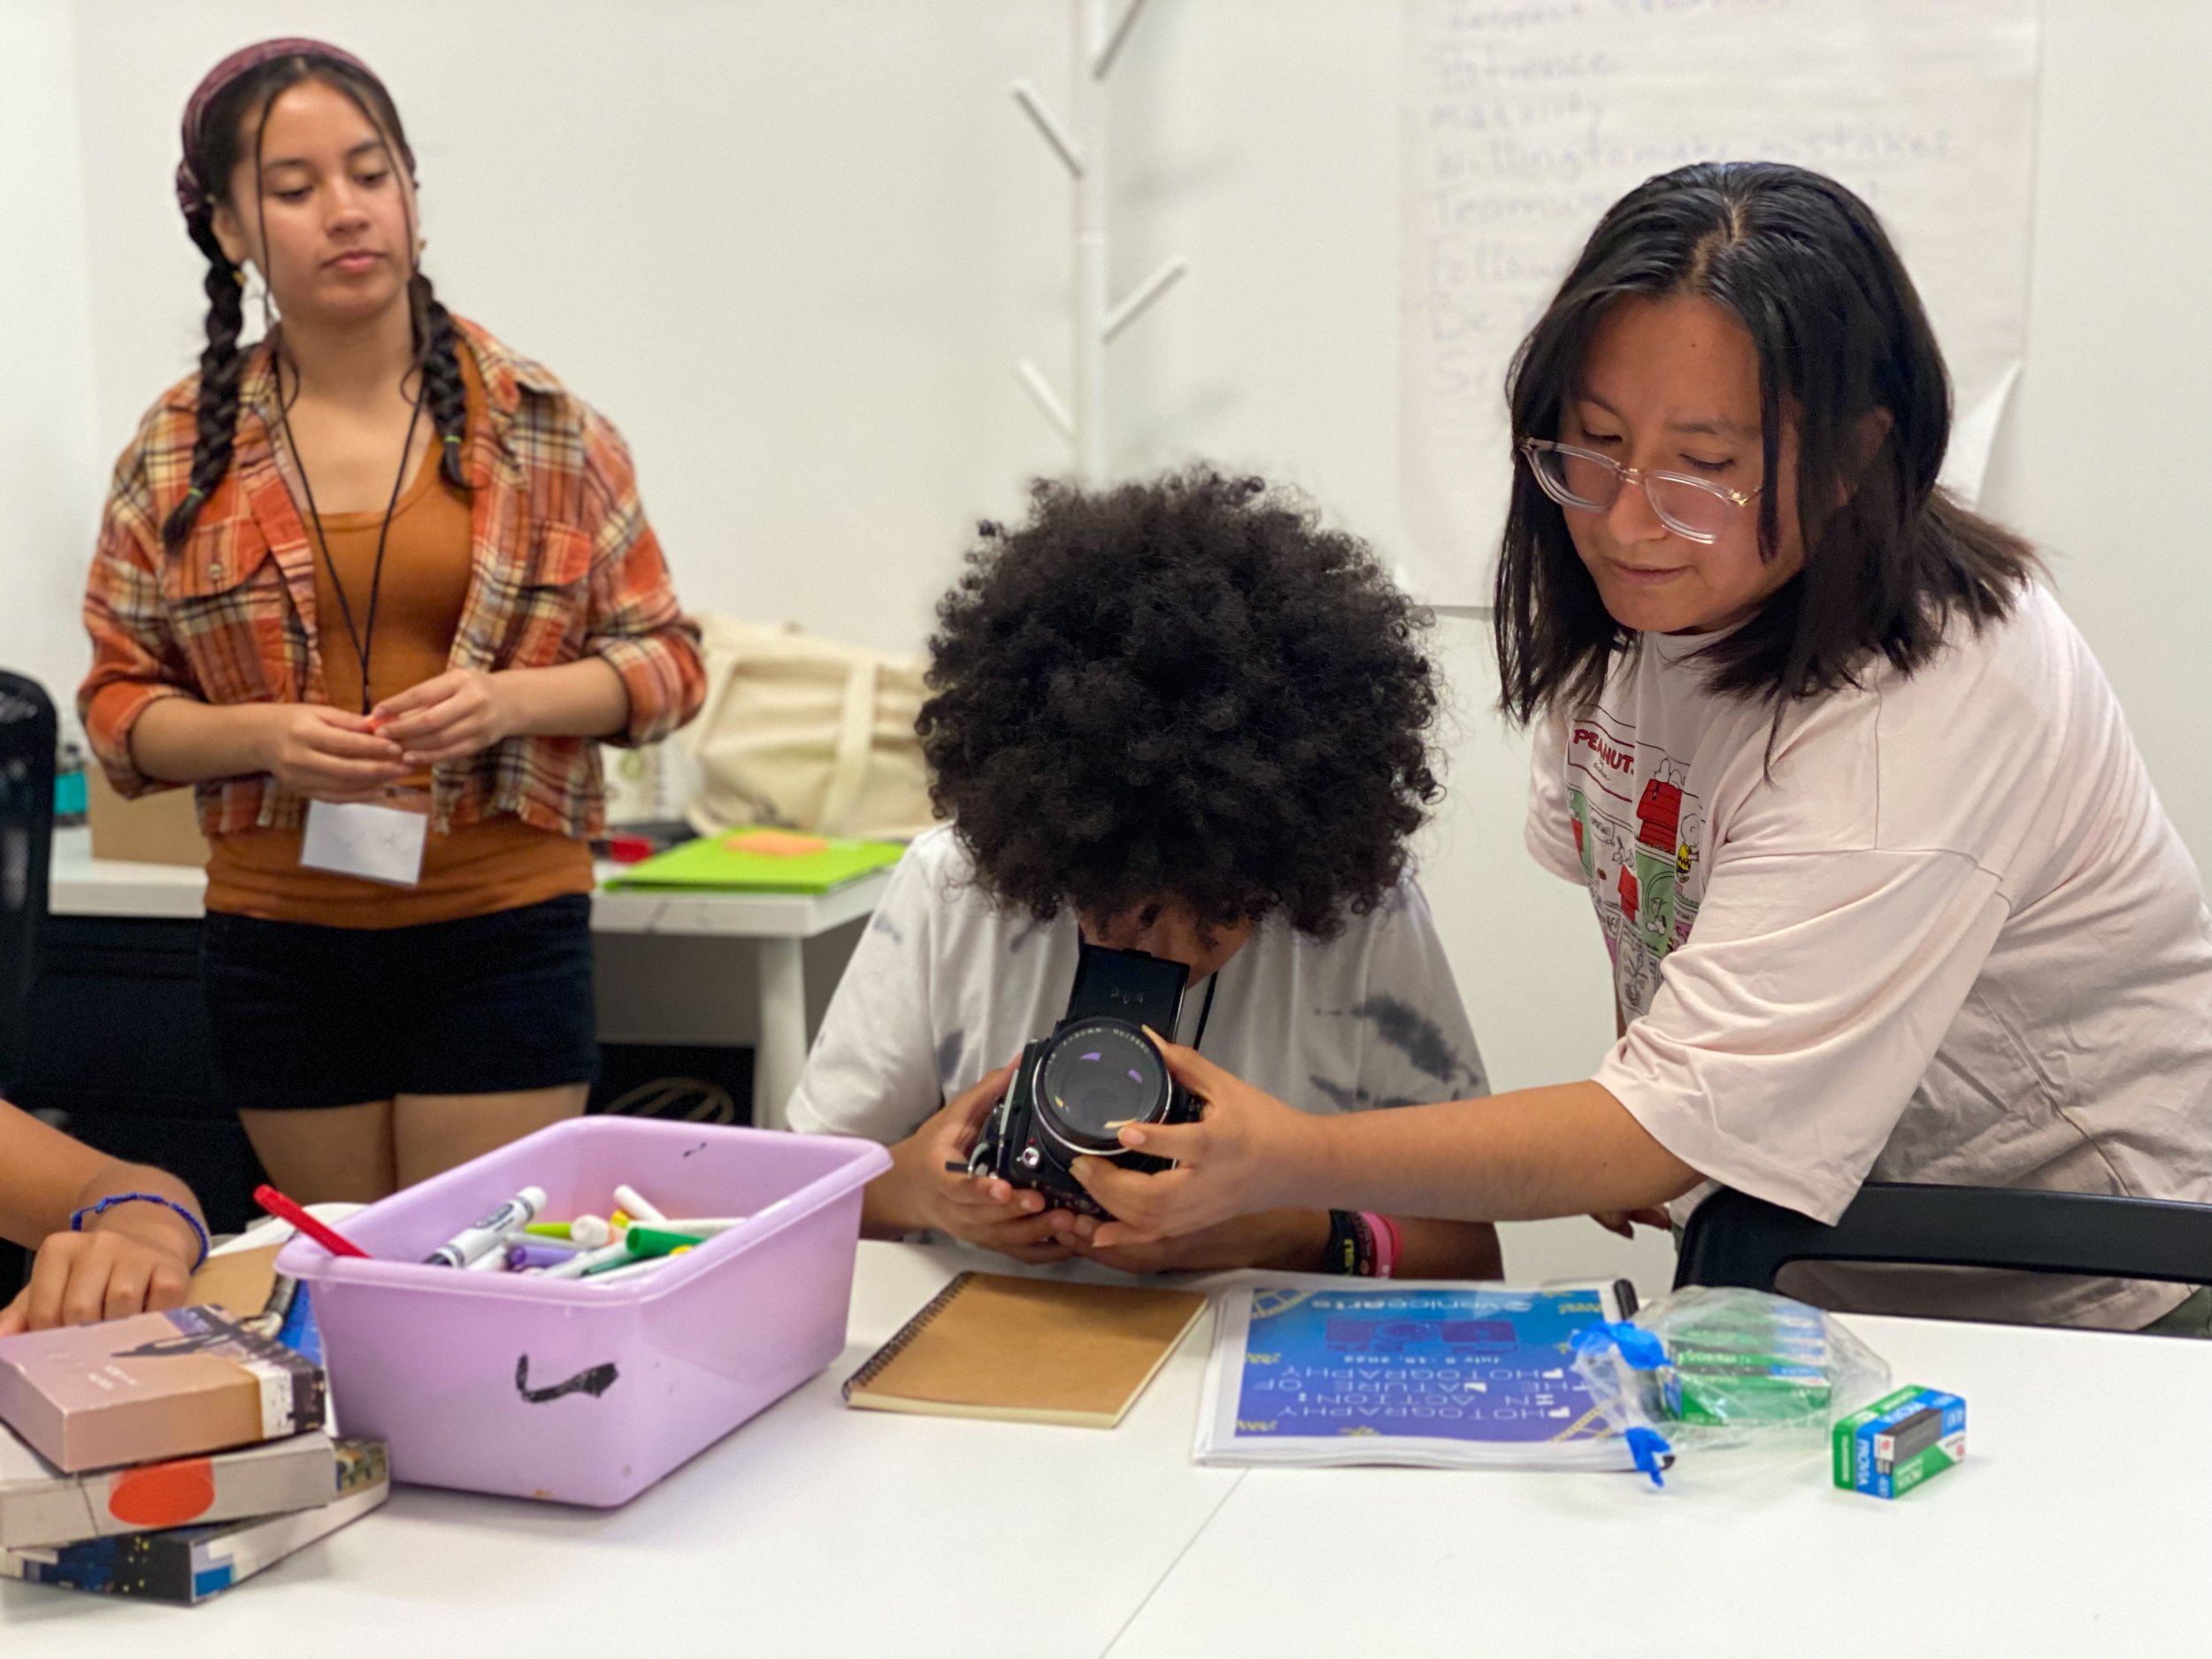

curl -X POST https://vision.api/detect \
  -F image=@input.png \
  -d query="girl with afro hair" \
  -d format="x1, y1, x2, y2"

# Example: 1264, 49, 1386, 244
789, 469, 1501, 1277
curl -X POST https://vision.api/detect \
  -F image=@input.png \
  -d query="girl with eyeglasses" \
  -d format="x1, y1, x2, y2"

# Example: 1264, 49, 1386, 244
1069, 161, 2212, 1333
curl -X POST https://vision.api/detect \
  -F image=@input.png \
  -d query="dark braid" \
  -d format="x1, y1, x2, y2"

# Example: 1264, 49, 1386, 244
165, 49, 470, 545
412, 273, 470, 488
162, 223, 250, 549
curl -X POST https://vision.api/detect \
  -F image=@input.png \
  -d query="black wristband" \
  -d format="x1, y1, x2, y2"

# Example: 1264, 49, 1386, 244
1324, 1209, 1361, 1274
1323, 1210, 1378, 1276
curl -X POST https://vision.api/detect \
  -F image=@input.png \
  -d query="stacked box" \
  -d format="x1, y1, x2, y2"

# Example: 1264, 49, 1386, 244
1, 1440, 388, 1603
1660, 1300, 1834, 1427
0, 1423, 343, 1549
0, 1307, 326, 1471
1832, 1386, 1966, 1498
0, 1293, 383, 1602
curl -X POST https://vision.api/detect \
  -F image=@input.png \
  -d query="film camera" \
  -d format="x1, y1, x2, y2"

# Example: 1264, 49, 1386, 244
967, 941, 1202, 1218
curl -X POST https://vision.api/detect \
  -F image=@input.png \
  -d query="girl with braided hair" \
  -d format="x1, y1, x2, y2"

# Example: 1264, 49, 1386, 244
81, 41, 704, 1203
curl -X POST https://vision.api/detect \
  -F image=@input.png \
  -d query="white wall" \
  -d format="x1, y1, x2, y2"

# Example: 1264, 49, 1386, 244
0, 0, 104, 723
26, 0, 2212, 1294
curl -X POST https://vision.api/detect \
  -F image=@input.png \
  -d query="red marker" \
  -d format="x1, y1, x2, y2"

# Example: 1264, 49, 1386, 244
254, 1185, 373, 1260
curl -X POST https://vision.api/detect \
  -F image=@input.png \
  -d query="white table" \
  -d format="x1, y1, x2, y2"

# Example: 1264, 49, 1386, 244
45, 826, 891, 1127
1, 1242, 2204, 1656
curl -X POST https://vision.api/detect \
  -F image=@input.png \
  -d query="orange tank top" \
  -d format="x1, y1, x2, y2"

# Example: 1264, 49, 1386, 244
204, 354, 594, 928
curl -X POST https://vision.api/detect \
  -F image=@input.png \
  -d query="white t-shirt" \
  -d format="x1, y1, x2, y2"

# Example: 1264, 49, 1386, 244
1527, 581, 2212, 1328
788, 826, 1488, 1145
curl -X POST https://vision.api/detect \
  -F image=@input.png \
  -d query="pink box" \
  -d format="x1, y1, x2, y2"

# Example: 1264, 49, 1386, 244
276, 1117, 888, 1507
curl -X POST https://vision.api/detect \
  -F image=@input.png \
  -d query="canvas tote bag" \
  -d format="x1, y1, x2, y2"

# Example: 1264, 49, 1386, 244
685, 616, 938, 839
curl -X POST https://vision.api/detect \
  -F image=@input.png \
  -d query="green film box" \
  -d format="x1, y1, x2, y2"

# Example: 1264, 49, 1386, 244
1832, 1386, 1966, 1499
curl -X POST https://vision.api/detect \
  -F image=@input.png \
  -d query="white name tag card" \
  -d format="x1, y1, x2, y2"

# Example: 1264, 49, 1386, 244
301, 798, 429, 888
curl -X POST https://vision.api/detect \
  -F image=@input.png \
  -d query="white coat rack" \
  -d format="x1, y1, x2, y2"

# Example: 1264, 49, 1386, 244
1010, 0, 1189, 484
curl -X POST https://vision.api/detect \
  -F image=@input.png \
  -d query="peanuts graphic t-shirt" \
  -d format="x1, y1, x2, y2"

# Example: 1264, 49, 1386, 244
1528, 582, 2212, 1329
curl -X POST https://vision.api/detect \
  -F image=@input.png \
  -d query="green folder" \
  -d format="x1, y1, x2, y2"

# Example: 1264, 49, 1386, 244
605, 833, 907, 895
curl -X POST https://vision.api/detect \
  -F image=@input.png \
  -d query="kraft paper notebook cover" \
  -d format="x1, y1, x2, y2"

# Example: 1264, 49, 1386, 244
842, 1272, 1208, 1428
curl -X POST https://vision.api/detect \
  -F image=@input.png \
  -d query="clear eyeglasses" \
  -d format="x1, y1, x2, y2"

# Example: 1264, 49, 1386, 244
1520, 439, 1762, 545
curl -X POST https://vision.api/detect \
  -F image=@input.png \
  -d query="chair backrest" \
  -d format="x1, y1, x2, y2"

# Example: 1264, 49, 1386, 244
0, 672, 56, 1097
1675, 1181, 2212, 1294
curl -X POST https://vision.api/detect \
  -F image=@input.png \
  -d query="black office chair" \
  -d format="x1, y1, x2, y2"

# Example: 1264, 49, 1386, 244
0, 671, 56, 1101
0, 672, 57, 1305
1676, 1181, 2212, 1307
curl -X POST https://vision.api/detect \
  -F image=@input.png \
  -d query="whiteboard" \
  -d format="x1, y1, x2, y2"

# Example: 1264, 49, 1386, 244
1399, 0, 2040, 604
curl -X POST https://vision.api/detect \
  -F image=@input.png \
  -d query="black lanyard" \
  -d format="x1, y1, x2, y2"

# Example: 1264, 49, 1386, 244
273, 364, 428, 718
1186, 967, 1221, 1053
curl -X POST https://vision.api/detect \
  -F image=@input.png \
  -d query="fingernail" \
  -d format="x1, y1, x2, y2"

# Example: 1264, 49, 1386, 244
1121, 1127, 1146, 1147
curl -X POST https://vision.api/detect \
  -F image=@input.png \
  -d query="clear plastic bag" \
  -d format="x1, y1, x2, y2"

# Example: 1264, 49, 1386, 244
1571, 1286, 1893, 1486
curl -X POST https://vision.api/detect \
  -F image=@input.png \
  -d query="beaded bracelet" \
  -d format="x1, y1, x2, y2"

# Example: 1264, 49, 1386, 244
70, 1192, 211, 1271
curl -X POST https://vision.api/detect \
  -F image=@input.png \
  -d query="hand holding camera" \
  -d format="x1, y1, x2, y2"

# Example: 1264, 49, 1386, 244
966, 943, 1206, 1220
872, 1061, 1081, 1263
1074, 1033, 1327, 1249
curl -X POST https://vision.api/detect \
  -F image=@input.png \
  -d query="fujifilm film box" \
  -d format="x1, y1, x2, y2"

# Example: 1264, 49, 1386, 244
1832, 1385, 1965, 1499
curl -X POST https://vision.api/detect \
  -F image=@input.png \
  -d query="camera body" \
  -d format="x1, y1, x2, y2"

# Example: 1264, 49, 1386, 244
967, 941, 1200, 1219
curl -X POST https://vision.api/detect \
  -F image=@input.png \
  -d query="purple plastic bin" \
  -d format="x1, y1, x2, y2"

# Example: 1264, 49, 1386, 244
275, 1117, 889, 1507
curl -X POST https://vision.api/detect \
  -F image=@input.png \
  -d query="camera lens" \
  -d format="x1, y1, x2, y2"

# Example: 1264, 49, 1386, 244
1036, 1018, 1170, 1155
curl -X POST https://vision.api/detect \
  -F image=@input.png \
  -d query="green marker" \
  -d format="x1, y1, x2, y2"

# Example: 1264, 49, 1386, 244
623, 1225, 709, 1260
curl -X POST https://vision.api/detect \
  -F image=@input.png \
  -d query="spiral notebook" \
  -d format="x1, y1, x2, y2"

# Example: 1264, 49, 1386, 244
842, 1272, 1208, 1428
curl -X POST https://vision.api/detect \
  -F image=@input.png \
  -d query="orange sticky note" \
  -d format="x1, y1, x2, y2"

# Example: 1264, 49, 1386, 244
724, 828, 830, 858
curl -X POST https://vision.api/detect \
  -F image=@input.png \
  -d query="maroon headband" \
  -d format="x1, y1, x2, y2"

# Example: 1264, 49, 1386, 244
173, 37, 409, 228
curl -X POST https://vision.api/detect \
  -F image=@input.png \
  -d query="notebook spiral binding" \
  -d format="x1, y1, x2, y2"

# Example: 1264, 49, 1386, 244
841, 1271, 976, 1400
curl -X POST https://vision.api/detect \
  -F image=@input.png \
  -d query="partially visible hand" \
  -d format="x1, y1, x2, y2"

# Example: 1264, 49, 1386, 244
1071, 1032, 1324, 1248
1064, 1207, 1330, 1275
0, 1207, 197, 1336
872, 1062, 1079, 1264
373, 670, 517, 766
257, 704, 408, 802
1590, 1207, 1674, 1240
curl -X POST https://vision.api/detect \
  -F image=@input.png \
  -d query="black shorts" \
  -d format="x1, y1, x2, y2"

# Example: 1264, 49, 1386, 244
202, 895, 601, 1112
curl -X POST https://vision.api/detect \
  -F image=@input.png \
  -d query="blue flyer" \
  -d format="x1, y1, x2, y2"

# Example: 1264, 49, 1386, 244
1198, 1281, 1637, 1469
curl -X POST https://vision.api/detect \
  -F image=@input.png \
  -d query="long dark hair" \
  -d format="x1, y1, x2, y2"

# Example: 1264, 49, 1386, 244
163, 50, 468, 550
1493, 160, 2035, 723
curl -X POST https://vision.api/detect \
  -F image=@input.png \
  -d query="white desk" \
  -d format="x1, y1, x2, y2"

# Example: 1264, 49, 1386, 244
1, 1243, 2205, 1657
45, 826, 891, 1128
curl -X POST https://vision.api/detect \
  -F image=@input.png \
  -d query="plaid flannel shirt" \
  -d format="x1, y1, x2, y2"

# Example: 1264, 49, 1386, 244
81, 318, 704, 839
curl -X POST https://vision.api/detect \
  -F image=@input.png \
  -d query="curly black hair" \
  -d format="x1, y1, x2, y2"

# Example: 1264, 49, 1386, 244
918, 468, 1442, 941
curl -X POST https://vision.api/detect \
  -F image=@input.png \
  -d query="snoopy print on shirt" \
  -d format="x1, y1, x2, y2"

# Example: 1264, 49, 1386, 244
1563, 710, 1708, 1019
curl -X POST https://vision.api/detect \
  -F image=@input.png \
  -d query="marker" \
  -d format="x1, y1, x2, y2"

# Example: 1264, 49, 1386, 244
612, 1183, 667, 1224
526, 1215, 615, 1248
506, 1242, 580, 1271
652, 1217, 747, 1237
622, 1225, 712, 1261
424, 1187, 547, 1269
541, 1239, 632, 1280
254, 1185, 372, 1260
587, 1248, 692, 1286
502, 1229, 582, 1252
